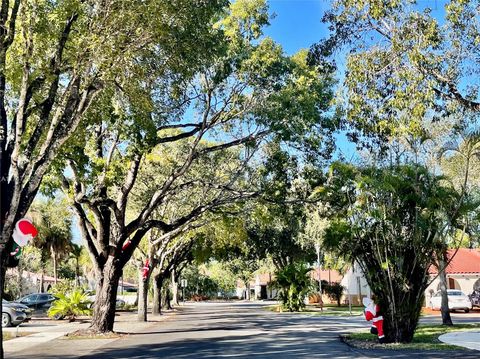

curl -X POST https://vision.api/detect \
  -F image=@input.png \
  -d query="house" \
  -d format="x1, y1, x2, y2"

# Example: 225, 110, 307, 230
341, 248, 480, 306
236, 268, 344, 301
5, 269, 58, 297
339, 263, 372, 305
425, 248, 480, 305
236, 273, 277, 300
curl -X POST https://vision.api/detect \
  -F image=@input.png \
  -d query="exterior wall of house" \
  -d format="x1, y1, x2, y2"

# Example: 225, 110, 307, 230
340, 263, 371, 305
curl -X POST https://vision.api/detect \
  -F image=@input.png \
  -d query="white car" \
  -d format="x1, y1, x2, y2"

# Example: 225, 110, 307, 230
429, 290, 473, 313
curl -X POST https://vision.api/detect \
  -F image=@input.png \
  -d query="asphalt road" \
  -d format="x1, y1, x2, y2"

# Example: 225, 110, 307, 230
76, 302, 478, 359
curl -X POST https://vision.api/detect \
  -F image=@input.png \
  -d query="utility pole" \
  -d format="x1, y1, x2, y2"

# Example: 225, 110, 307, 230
316, 243, 322, 294
181, 279, 187, 304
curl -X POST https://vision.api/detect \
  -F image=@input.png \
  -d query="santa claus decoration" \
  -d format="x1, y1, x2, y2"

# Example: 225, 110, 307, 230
12, 218, 38, 247
142, 259, 150, 280
8, 218, 38, 264
362, 297, 385, 343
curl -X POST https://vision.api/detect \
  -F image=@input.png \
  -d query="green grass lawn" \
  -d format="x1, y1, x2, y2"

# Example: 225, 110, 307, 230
344, 323, 480, 350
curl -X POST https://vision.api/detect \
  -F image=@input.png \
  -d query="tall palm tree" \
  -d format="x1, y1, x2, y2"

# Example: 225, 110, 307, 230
30, 199, 73, 285
69, 243, 83, 287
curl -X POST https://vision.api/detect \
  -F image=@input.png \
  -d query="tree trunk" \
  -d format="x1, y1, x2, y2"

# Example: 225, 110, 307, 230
39, 269, 45, 292
269, 272, 272, 299
52, 251, 58, 284
362, 256, 429, 343
0, 250, 7, 357
90, 259, 121, 332
171, 269, 179, 307
438, 254, 453, 326
382, 299, 423, 343
75, 259, 80, 287
152, 275, 162, 315
374, 275, 426, 343
137, 266, 150, 322
153, 274, 164, 315
165, 283, 172, 310
18, 264, 23, 296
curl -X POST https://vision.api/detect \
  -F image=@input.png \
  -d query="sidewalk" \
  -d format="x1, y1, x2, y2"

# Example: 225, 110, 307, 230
4, 310, 175, 358
4, 320, 90, 354
439, 331, 480, 351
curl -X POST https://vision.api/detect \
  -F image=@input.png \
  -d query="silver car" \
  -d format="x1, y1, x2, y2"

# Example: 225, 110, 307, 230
2, 299, 32, 327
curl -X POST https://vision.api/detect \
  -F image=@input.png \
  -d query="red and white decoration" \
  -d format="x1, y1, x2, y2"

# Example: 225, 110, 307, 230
12, 218, 38, 247
142, 259, 150, 280
363, 297, 385, 343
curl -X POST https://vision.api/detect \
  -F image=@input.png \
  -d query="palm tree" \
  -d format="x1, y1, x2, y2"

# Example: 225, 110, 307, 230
69, 243, 83, 287
30, 199, 73, 285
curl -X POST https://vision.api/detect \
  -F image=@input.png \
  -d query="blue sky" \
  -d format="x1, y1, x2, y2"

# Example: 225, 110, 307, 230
265, 0, 357, 159
265, 0, 329, 55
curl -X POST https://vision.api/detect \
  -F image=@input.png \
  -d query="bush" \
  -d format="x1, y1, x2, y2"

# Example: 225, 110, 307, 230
323, 282, 345, 306
48, 280, 77, 297
274, 262, 314, 312
48, 289, 92, 321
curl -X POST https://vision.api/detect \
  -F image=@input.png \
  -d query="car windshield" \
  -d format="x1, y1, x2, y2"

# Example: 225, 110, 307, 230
448, 291, 464, 296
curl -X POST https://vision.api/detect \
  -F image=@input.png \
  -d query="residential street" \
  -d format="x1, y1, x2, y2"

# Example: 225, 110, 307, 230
7, 302, 480, 359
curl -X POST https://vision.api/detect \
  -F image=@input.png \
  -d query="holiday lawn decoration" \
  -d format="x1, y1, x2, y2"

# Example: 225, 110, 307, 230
12, 218, 38, 247
8, 218, 38, 265
142, 259, 150, 280
363, 297, 385, 343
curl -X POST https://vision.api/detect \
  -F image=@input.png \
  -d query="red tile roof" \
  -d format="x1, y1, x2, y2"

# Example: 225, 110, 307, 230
310, 268, 343, 283
430, 248, 480, 274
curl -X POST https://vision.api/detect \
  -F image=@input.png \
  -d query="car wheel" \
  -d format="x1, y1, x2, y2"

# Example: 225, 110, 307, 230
465, 309, 470, 313
2, 313, 12, 327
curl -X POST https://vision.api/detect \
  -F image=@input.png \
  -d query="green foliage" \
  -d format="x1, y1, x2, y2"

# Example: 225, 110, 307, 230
30, 199, 73, 262
48, 289, 92, 321
245, 145, 322, 270
48, 280, 78, 297
182, 265, 219, 299
309, 0, 480, 151
322, 163, 464, 342
274, 262, 314, 312
206, 262, 237, 298
323, 282, 345, 307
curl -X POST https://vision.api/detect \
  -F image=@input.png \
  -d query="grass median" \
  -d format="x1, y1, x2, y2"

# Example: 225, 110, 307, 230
343, 323, 480, 351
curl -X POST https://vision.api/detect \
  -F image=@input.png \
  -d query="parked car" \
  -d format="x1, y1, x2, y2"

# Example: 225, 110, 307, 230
429, 289, 473, 312
469, 289, 480, 308
115, 299, 126, 309
2, 299, 32, 327
86, 293, 125, 310
17, 293, 57, 309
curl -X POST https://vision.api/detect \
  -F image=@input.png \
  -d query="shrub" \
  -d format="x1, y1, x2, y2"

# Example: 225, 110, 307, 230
48, 289, 92, 321
274, 262, 314, 312
48, 280, 77, 297
323, 282, 345, 306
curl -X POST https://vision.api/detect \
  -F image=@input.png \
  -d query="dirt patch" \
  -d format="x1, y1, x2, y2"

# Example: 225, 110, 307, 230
340, 334, 386, 349
3, 332, 37, 341
64, 329, 126, 340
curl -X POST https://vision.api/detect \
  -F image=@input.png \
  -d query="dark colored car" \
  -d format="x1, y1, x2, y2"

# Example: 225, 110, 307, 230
17, 293, 57, 309
2, 299, 32, 327
469, 289, 480, 308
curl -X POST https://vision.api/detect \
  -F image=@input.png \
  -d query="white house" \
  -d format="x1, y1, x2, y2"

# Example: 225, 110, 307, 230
425, 248, 480, 306
341, 248, 480, 306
